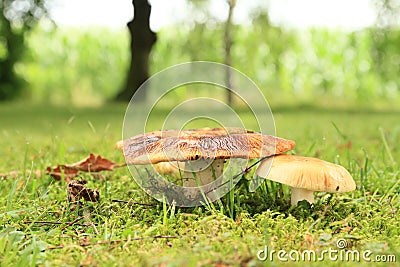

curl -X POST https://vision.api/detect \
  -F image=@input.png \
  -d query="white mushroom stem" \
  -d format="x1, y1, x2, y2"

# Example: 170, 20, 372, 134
290, 188, 315, 206
183, 159, 224, 187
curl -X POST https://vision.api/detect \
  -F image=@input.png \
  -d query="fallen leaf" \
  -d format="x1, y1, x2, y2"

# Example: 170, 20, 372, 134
2, 154, 124, 182
70, 153, 119, 172
46, 153, 125, 181
67, 180, 99, 202
46, 165, 79, 182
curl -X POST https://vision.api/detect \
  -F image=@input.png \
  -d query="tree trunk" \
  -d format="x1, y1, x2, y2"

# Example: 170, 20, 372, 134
0, 11, 24, 100
224, 0, 236, 106
115, 0, 157, 102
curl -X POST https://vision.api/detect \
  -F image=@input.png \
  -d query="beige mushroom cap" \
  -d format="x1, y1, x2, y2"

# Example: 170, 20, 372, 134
256, 154, 356, 193
118, 127, 296, 165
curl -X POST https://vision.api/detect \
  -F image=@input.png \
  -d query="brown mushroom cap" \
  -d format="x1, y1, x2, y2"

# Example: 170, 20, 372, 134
256, 154, 356, 193
115, 127, 247, 150
119, 127, 296, 165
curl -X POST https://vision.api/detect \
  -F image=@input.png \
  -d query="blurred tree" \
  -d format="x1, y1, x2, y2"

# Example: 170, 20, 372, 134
115, 0, 156, 102
0, 0, 48, 100
186, 0, 237, 105
224, 0, 236, 106
371, 0, 400, 97
183, 0, 222, 61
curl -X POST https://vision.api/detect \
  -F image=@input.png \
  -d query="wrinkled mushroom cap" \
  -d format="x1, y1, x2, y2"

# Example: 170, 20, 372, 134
256, 154, 356, 193
118, 127, 296, 165
115, 127, 246, 150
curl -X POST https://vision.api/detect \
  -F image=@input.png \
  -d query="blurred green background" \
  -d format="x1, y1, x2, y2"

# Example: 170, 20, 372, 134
1, 0, 400, 107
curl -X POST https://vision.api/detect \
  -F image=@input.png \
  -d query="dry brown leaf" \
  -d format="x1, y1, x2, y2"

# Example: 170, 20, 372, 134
46, 153, 125, 181
46, 165, 79, 182
1, 154, 123, 182
70, 153, 119, 172
67, 180, 99, 202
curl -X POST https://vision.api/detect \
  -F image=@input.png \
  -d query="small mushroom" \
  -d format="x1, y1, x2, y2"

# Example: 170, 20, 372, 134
119, 128, 296, 189
256, 154, 356, 206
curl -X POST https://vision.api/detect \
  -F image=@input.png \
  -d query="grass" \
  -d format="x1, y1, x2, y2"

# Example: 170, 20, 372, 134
0, 102, 399, 266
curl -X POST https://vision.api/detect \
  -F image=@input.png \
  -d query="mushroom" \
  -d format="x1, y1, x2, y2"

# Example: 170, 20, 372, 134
256, 154, 356, 206
118, 128, 296, 189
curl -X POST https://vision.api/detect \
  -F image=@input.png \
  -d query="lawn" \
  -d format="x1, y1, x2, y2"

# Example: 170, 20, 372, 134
0, 103, 399, 266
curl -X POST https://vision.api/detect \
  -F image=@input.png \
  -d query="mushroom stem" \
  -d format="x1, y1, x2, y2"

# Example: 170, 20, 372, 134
290, 187, 315, 206
182, 158, 224, 187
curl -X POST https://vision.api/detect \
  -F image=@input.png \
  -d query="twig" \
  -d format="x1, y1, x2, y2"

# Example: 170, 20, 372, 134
47, 235, 181, 250
111, 199, 157, 207
24, 220, 95, 227
60, 216, 85, 231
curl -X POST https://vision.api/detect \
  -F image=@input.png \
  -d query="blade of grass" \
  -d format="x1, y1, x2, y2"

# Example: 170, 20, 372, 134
379, 127, 396, 167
